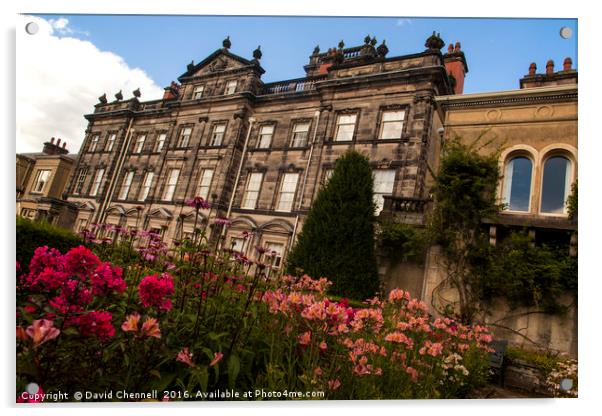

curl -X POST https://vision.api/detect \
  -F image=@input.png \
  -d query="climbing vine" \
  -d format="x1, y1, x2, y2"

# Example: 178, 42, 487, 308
428, 136, 577, 323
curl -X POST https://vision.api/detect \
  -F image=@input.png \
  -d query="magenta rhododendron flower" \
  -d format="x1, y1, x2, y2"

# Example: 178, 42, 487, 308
121, 312, 141, 333
90, 262, 126, 296
209, 352, 223, 367
26, 319, 60, 346
77, 311, 115, 341
176, 347, 195, 367
140, 317, 161, 339
138, 273, 174, 312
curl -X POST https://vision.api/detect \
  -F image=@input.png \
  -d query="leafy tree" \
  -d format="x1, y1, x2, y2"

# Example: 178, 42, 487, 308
286, 150, 379, 300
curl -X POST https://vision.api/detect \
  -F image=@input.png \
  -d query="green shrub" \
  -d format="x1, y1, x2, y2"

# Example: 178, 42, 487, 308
286, 150, 380, 301
16, 216, 82, 273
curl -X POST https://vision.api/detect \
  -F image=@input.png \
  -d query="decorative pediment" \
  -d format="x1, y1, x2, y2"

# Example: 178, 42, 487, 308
77, 201, 97, 211
178, 49, 265, 81
148, 207, 173, 219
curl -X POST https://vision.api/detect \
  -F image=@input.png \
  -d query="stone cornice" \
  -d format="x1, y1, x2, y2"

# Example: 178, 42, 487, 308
436, 85, 577, 109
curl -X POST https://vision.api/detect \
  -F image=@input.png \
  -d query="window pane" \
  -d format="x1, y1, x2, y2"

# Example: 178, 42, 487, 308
258, 125, 274, 148
266, 242, 284, 268
277, 173, 299, 211
197, 169, 214, 199
541, 156, 571, 214
156, 133, 166, 152
373, 170, 396, 214
242, 172, 263, 209
504, 157, 532, 212
382, 111, 405, 122
335, 115, 356, 141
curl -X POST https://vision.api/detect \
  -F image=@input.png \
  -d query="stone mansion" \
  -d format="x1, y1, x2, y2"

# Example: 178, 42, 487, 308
58, 33, 462, 266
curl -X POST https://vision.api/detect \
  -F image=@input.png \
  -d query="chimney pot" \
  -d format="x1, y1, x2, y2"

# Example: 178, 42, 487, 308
50, 137, 55, 144
454, 41, 461, 52
56, 138, 61, 146
528, 62, 537, 75
447, 44, 454, 53
546, 59, 554, 75
63, 142, 67, 148
563, 57, 572, 71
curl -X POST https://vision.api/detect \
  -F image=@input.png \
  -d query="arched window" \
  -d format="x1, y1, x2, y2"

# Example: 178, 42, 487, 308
541, 156, 572, 214
502, 156, 533, 212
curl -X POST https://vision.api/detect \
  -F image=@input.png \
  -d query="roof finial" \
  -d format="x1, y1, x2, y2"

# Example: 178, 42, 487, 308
312, 44, 320, 55
338, 40, 345, 50
370, 36, 377, 47
364, 34, 371, 45
133, 88, 141, 98
377, 39, 389, 57
114, 90, 123, 101
425, 31, 445, 51
98, 93, 107, 104
252, 45, 262, 60
187, 60, 195, 72
223, 35, 231, 49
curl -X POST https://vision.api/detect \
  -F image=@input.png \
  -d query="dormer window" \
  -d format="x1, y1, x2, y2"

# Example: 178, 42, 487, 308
225, 80, 237, 95
192, 85, 205, 100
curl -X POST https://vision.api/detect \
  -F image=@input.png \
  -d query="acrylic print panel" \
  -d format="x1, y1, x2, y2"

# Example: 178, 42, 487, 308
15, 13, 577, 403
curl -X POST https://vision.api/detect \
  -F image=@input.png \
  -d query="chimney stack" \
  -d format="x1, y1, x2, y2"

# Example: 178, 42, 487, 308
42, 137, 69, 155
520, 58, 577, 88
528, 63, 537, 75
443, 40, 468, 94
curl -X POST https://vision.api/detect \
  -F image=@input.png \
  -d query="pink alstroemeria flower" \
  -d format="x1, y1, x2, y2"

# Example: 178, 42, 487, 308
209, 352, 224, 367
25, 319, 60, 346
176, 347, 195, 367
140, 317, 161, 339
121, 313, 141, 333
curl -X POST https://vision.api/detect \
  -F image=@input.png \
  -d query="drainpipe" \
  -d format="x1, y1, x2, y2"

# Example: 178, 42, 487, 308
288, 109, 321, 255
96, 117, 135, 223
222, 117, 256, 237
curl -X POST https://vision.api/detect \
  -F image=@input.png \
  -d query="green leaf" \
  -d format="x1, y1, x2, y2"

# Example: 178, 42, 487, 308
227, 354, 240, 389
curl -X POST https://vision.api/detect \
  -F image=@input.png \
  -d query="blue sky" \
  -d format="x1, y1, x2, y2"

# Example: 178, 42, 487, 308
35, 14, 577, 94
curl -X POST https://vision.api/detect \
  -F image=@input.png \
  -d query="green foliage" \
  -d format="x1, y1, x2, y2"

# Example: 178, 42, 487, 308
429, 136, 577, 320
429, 137, 502, 322
470, 232, 577, 312
567, 180, 578, 219
505, 346, 562, 374
286, 150, 379, 301
16, 216, 82, 273
377, 220, 428, 263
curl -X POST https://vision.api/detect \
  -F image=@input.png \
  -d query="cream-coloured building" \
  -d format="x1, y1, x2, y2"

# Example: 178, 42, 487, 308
16, 138, 78, 228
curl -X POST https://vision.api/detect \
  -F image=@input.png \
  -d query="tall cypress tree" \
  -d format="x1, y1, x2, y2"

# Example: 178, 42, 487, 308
286, 150, 380, 300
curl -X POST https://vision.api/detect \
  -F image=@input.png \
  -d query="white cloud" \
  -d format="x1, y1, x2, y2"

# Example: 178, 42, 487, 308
16, 15, 164, 154
396, 18, 413, 26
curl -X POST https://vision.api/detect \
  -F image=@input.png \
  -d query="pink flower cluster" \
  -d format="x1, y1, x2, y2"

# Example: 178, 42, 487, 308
76, 311, 115, 341
19, 246, 125, 343
138, 273, 174, 312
